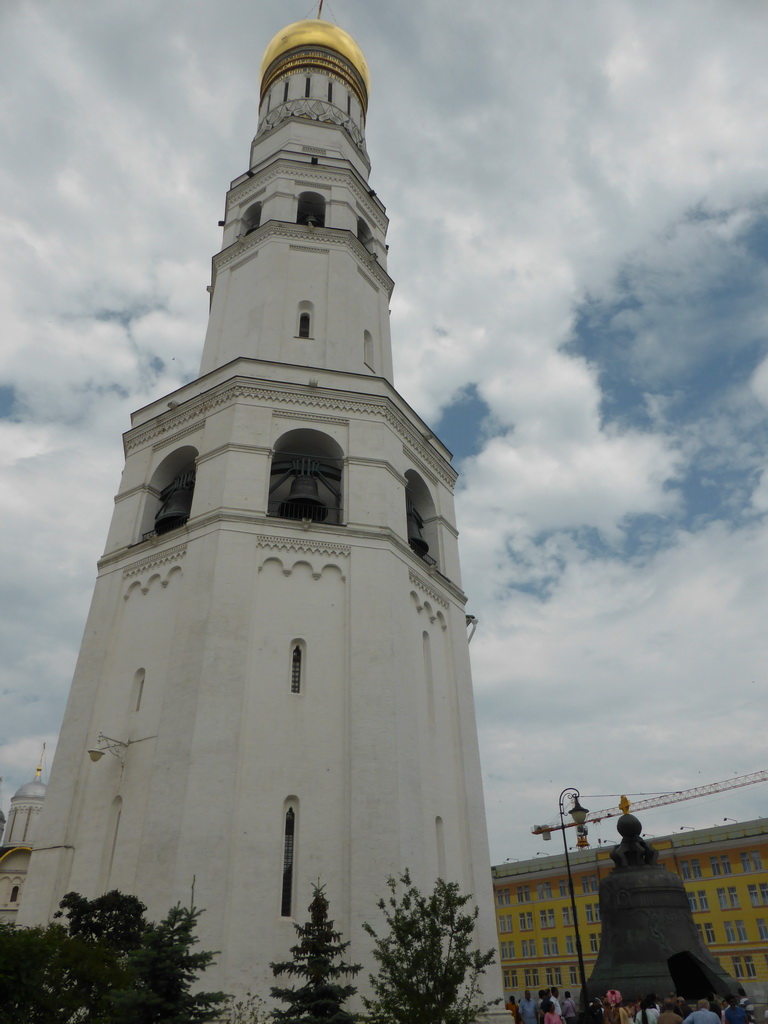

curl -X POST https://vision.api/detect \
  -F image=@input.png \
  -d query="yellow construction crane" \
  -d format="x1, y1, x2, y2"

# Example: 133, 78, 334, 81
532, 769, 768, 848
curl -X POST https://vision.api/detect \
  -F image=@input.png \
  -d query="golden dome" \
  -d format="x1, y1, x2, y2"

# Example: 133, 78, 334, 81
259, 19, 370, 110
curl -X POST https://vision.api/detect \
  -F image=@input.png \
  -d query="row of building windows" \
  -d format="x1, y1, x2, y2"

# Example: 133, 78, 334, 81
501, 955, 764, 996
497, 855, 765, 912
500, 909, 768, 947
506, 875, 599, 905
498, 901, 596, 933
686, 883, 768, 910
679, 851, 762, 879
502, 966, 580, 990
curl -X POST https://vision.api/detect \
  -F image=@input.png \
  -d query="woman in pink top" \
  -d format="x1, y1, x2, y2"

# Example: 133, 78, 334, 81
543, 999, 562, 1024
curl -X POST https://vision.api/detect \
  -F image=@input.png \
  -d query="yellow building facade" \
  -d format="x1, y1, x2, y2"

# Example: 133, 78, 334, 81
492, 819, 768, 1001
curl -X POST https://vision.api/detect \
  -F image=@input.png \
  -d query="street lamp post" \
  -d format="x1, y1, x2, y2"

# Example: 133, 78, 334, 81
559, 787, 590, 1020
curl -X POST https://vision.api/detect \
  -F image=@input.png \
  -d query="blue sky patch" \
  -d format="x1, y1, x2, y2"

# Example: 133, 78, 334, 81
434, 382, 491, 463
0, 385, 17, 419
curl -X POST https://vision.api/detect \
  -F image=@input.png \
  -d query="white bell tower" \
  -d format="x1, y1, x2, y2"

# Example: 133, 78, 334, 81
20, 17, 503, 1009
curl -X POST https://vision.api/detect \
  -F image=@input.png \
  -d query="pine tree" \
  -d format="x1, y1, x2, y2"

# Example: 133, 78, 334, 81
270, 883, 361, 1023
109, 903, 225, 1024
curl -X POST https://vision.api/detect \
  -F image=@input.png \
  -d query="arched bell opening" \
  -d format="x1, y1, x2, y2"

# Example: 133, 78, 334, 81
140, 446, 199, 541
241, 201, 262, 235
296, 191, 326, 228
268, 429, 343, 525
357, 217, 374, 253
404, 469, 438, 567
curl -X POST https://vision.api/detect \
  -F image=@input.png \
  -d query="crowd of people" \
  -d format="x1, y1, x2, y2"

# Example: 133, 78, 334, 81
505, 986, 758, 1024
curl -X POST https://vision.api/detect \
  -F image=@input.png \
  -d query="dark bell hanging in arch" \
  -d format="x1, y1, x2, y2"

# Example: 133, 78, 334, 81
155, 470, 196, 534
406, 500, 429, 556
279, 470, 328, 522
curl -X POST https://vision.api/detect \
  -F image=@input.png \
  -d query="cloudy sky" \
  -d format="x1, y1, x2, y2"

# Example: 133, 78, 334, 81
1, 0, 767, 865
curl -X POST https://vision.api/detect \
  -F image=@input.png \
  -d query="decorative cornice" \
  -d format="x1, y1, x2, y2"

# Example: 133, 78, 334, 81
229, 249, 260, 273
125, 378, 456, 489
122, 544, 187, 579
152, 420, 204, 452
227, 159, 386, 235
289, 244, 329, 255
256, 97, 367, 154
408, 569, 450, 609
357, 266, 379, 292
254, 533, 351, 558
273, 408, 349, 427
234, 184, 266, 210
212, 220, 393, 295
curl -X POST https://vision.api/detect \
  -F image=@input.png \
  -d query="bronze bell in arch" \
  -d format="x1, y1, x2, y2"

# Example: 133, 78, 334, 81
279, 472, 328, 522
406, 501, 429, 557
155, 470, 196, 535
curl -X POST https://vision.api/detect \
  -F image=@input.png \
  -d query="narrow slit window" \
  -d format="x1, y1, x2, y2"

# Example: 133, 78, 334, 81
281, 808, 296, 917
10, 885, 19, 903
305, 76, 311, 98
267, 92, 271, 113
291, 646, 302, 693
347, 94, 351, 116
327, 81, 333, 102
298, 312, 311, 338
283, 81, 289, 102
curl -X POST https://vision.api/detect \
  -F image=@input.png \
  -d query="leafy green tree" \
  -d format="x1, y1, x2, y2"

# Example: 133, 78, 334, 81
54, 888, 147, 952
362, 870, 498, 1024
0, 919, 132, 1024
270, 882, 361, 1023
109, 903, 225, 1024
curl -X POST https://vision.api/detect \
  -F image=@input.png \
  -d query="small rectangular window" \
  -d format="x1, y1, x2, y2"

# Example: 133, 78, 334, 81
569, 966, 577, 985
705, 922, 716, 942
699, 890, 709, 911
327, 81, 333, 102
305, 76, 311, 98
710, 857, 722, 876
566, 935, 574, 954
757, 918, 768, 940
736, 920, 748, 941
691, 859, 702, 878
745, 955, 756, 978
589, 933, 598, 953
725, 921, 736, 942
721, 855, 732, 875
283, 81, 289, 102
728, 886, 739, 908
